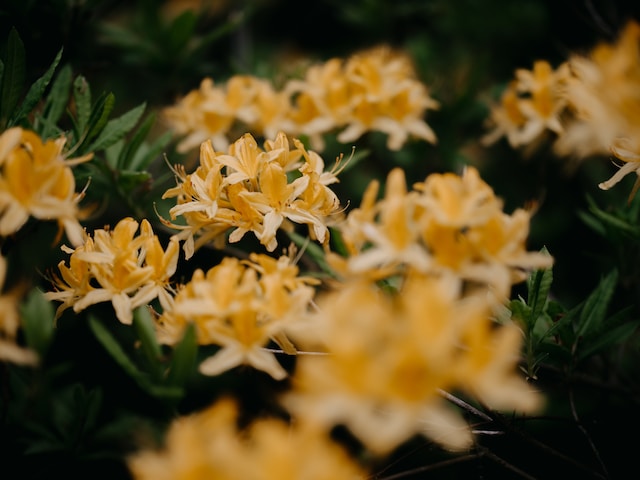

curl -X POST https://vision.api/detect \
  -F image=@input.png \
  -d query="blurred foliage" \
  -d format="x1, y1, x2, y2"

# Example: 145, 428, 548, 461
1, 1, 640, 479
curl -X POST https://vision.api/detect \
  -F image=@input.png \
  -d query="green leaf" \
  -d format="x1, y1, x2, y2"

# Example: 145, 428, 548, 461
128, 131, 173, 171
9, 47, 63, 127
168, 10, 198, 53
577, 320, 639, 361
117, 170, 152, 191
0, 28, 26, 127
526, 251, 553, 329
118, 111, 156, 170
576, 269, 618, 339
132, 306, 163, 369
166, 322, 198, 387
87, 101, 146, 152
72, 75, 92, 135
585, 195, 640, 236
89, 316, 182, 400
19, 288, 55, 358
38, 63, 73, 138
78, 91, 115, 152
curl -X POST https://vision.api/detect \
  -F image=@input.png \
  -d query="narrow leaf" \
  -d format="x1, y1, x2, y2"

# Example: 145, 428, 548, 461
0, 28, 26, 126
72, 75, 92, 135
87, 102, 146, 152
118, 111, 156, 169
19, 288, 55, 357
578, 321, 639, 361
9, 48, 63, 127
80, 91, 115, 150
132, 306, 163, 367
39, 63, 73, 137
166, 322, 198, 387
128, 131, 173, 171
576, 270, 618, 338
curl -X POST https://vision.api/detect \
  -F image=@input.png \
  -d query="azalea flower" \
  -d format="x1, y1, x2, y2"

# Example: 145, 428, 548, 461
553, 20, 640, 159
482, 60, 570, 149
598, 138, 640, 201
0, 254, 37, 365
156, 252, 318, 380
162, 132, 345, 257
285, 274, 542, 455
45, 217, 179, 324
128, 397, 368, 480
0, 127, 93, 246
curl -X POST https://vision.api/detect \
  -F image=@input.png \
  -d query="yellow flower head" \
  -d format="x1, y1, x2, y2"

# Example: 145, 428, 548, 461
0, 127, 93, 246
285, 273, 542, 455
162, 132, 345, 258
128, 397, 368, 480
157, 252, 318, 380
45, 217, 178, 325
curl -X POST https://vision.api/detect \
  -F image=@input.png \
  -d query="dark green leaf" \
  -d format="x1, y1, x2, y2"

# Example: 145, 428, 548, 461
166, 322, 198, 387
576, 269, 618, 338
19, 288, 55, 358
39, 63, 73, 138
72, 75, 92, 135
0, 28, 26, 127
168, 10, 198, 53
577, 320, 639, 361
128, 130, 173, 171
87, 101, 146, 152
132, 306, 163, 367
8, 47, 63, 127
118, 111, 156, 170
79, 91, 115, 151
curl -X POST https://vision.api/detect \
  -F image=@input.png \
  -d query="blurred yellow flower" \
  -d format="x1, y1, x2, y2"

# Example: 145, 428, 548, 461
128, 396, 367, 480
0, 127, 93, 246
0, 254, 37, 365
285, 274, 542, 455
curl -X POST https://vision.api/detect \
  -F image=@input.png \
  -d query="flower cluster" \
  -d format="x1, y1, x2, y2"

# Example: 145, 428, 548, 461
128, 397, 367, 480
327, 165, 551, 299
0, 127, 93, 246
156, 250, 319, 380
483, 20, 640, 199
163, 45, 439, 153
0, 254, 37, 365
45, 217, 180, 325
161, 131, 345, 258
283, 166, 550, 454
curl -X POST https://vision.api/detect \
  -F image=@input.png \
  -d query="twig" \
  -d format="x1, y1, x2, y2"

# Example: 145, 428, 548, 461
569, 387, 610, 479
373, 452, 479, 480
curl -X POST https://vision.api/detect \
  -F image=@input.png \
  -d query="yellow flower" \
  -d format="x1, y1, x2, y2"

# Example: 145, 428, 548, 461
162, 132, 345, 256
0, 127, 92, 246
128, 397, 368, 480
598, 138, 640, 201
157, 253, 317, 380
285, 273, 542, 455
482, 60, 569, 148
45, 217, 178, 325
0, 254, 38, 365
554, 20, 640, 158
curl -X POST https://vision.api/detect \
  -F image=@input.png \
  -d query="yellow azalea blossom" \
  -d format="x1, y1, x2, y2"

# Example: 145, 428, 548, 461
332, 165, 552, 298
337, 46, 439, 150
45, 217, 178, 324
163, 77, 235, 152
598, 138, 640, 201
163, 45, 438, 153
0, 255, 38, 365
0, 127, 92, 246
554, 20, 640, 159
128, 397, 368, 480
156, 254, 317, 380
482, 60, 570, 149
162, 132, 345, 257
285, 274, 542, 455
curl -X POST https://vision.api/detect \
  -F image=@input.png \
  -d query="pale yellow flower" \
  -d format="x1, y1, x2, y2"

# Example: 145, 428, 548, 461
482, 61, 570, 148
598, 138, 640, 201
128, 397, 368, 480
0, 128, 92, 246
46, 217, 178, 325
157, 253, 317, 380
285, 274, 542, 455
162, 132, 345, 256
554, 20, 640, 158
0, 255, 38, 365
